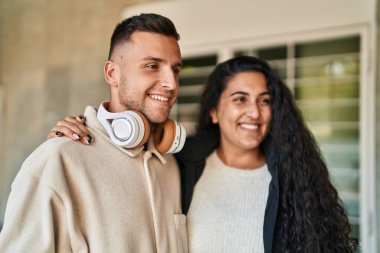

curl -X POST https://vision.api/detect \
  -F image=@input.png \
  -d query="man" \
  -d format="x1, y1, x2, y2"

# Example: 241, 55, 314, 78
0, 13, 187, 253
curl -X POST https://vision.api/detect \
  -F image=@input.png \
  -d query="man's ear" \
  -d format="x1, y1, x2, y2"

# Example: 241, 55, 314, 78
209, 108, 218, 124
104, 61, 120, 87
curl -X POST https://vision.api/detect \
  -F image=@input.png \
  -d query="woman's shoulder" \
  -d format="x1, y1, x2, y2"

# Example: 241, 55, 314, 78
175, 129, 219, 162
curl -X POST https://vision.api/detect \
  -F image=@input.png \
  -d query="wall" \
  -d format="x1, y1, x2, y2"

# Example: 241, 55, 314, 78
123, 0, 374, 55
0, 0, 154, 228
376, 0, 380, 250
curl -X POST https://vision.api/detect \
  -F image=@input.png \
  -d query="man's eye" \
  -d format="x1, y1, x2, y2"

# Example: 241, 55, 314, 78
172, 67, 181, 74
146, 64, 158, 69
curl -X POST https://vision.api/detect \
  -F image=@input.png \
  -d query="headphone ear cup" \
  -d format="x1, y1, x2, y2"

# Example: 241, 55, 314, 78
111, 110, 151, 148
153, 119, 186, 153
131, 110, 151, 147
153, 120, 174, 153
97, 102, 151, 148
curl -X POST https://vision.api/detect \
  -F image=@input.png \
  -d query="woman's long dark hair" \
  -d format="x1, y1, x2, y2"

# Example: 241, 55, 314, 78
198, 56, 358, 252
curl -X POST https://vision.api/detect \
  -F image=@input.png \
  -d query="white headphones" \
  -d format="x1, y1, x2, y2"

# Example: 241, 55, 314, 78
97, 102, 186, 153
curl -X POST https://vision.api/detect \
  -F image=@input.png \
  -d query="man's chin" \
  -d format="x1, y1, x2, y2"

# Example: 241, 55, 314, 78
144, 107, 172, 124
146, 114, 169, 124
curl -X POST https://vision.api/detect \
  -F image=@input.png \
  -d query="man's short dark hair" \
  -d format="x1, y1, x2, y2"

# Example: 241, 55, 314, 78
108, 13, 180, 59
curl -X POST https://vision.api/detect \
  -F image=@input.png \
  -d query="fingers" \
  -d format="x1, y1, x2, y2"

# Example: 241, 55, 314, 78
76, 115, 86, 123
47, 115, 94, 145
47, 130, 63, 139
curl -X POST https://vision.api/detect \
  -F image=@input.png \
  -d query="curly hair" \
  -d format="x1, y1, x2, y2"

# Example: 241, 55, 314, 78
198, 56, 358, 252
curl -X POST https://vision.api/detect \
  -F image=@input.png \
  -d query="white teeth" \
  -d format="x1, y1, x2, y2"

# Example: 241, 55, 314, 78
150, 95, 169, 102
240, 124, 258, 130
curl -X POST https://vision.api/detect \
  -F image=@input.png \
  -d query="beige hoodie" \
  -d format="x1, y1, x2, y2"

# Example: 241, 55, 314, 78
0, 106, 188, 253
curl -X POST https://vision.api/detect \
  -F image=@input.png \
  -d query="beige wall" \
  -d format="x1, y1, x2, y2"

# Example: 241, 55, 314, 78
0, 0, 156, 226
124, 0, 375, 53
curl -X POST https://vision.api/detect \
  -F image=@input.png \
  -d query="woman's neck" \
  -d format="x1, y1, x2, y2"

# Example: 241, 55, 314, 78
216, 145, 266, 170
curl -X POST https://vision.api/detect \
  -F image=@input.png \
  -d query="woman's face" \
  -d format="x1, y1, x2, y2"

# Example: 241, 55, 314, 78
210, 71, 272, 154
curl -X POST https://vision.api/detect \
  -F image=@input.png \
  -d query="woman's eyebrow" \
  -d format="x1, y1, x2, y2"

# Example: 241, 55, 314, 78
259, 91, 271, 96
230, 91, 271, 97
230, 91, 249, 97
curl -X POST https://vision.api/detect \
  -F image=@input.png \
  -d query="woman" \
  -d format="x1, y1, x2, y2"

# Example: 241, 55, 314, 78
49, 56, 358, 252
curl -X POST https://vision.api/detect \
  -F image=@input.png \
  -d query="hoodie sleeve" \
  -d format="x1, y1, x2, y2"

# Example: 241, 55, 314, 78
0, 174, 71, 253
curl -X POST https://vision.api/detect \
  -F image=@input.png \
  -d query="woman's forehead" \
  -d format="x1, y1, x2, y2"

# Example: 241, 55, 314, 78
223, 72, 269, 93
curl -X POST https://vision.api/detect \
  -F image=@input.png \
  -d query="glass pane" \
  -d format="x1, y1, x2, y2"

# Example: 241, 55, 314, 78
235, 46, 287, 79
295, 36, 361, 241
258, 47, 287, 80
295, 36, 360, 57
182, 55, 217, 67
257, 46, 287, 60
176, 55, 217, 134
296, 55, 360, 78
299, 101, 359, 122
295, 77, 360, 99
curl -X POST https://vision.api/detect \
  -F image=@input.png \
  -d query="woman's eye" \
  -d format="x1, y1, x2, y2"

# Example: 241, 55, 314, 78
233, 96, 247, 103
259, 97, 271, 105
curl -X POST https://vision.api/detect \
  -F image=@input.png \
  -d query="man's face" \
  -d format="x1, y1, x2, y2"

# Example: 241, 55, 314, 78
108, 31, 182, 123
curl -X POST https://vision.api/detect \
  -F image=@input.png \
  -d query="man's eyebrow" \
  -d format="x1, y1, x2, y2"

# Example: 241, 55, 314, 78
142, 56, 163, 62
142, 56, 182, 68
175, 62, 183, 68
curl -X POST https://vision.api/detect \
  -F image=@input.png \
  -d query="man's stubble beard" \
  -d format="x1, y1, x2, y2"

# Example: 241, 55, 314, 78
118, 83, 145, 114
118, 81, 171, 124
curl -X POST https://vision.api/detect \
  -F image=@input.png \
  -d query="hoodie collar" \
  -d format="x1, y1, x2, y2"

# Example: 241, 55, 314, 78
84, 105, 168, 164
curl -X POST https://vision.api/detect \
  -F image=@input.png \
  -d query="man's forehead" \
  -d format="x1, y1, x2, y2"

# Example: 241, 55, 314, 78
129, 31, 178, 44
121, 32, 181, 59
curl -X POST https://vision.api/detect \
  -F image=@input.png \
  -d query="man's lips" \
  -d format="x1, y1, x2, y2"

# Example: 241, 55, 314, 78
149, 94, 170, 102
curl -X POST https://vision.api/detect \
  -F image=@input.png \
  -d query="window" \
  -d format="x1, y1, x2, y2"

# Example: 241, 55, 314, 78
294, 36, 361, 238
173, 54, 217, 134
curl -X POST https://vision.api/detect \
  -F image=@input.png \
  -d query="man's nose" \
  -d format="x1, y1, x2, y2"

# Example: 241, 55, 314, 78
160, 68, 178, 90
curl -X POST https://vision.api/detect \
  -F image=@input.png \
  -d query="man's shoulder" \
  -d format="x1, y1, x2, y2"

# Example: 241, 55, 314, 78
16, 137, 83, 181
26, 137, 80, 161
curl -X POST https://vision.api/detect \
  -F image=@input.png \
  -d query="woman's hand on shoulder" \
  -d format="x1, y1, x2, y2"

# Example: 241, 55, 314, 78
47, 115, 94, 145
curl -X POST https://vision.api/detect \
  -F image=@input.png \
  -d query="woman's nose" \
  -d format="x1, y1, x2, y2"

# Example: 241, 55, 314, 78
245, 103, 260, 119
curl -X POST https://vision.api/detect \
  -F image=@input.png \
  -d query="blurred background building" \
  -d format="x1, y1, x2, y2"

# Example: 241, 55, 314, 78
0, 0, 379, 252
